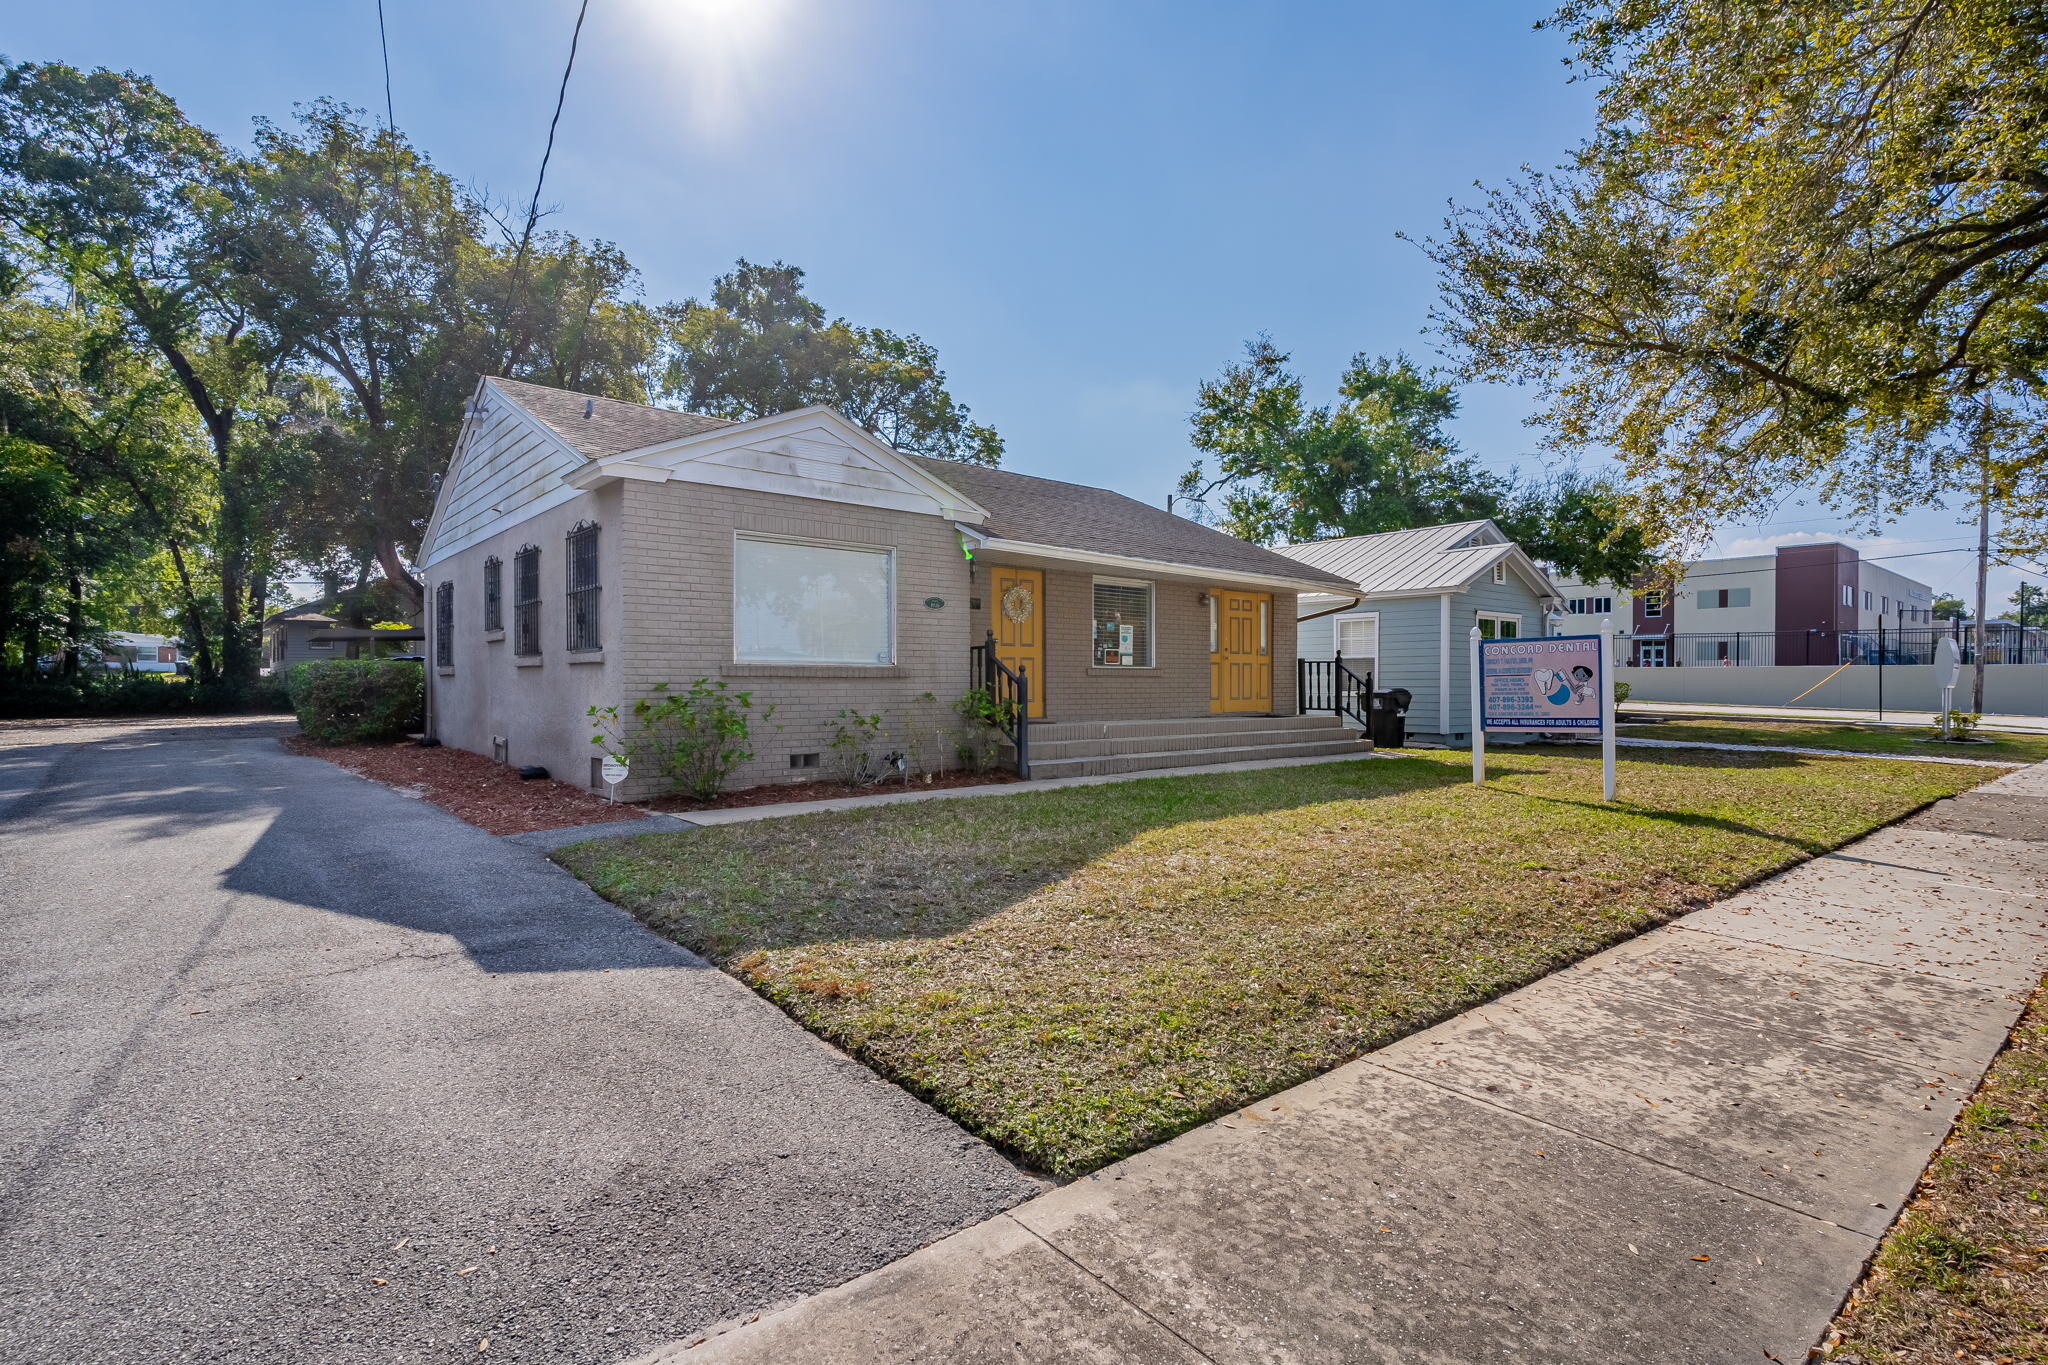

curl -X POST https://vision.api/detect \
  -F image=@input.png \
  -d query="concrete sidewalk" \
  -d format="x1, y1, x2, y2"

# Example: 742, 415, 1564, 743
1621, 698, 2048, 734
636, 763, 2048, 1364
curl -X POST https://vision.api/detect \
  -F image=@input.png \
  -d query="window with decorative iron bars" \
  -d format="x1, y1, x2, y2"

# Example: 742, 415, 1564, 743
513, 546, 541, 656
566, 522, 600, 652
483, 555, 502, 632
434, 581, 454, 667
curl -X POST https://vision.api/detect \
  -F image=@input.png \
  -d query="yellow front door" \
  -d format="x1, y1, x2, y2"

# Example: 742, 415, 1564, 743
991, 566, 1046, 718
1210, 589, 1272, 713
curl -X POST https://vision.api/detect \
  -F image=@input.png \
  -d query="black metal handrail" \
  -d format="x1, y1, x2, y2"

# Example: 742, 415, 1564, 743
1298, 653, 1372, 728
969, 632, 1032, 778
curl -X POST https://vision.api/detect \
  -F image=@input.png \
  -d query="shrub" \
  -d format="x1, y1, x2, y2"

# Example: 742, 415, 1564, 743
0, 670, 293, 719
594, 678, 772, 800
829, 708, 886, 785
1613, 680, 1631, 705
1934, 708, 1981, 740
954, 686, 1017, 773
286, 659, 425, 744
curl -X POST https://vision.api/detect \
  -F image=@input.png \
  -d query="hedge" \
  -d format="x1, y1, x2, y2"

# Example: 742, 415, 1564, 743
286, 659, 424, 744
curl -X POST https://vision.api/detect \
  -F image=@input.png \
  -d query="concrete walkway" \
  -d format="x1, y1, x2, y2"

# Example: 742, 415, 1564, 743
637, 762, 2048, 1364
1621, 698, 2048, 734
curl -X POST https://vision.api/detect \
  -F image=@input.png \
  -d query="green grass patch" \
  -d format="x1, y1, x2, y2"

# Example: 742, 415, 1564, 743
1826, 980, 2048, 1362
560, 747, 1988, 1176
1616, 716, 2048, 765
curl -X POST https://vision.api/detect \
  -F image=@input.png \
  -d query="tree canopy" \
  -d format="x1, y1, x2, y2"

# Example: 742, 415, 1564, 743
0, 61, 1001, 689
1419, 0, 2048, 557
1177, 341, 1654, 583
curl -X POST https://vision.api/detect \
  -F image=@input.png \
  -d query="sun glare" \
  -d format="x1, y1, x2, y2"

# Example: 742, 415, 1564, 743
617, 0, 799, 140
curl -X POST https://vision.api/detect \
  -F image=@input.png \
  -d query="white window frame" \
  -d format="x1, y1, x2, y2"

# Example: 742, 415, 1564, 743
1334, 610, 1380, 676
1643, 590, 1664, 618
1491, 562, 1507, 585
1476, 611, 1522, 640
1090, 575, 1155, 669
732, 532, 897, 666
1842, 583, 1854, 606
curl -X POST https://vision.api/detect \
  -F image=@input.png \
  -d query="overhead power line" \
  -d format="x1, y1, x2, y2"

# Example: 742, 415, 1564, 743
375, 0, 395, 130
518, 0, 591, 255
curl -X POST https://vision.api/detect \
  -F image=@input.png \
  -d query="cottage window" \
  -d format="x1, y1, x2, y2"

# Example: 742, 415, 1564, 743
566, 523, 601, 652
733, 534, 894, 665
434, 581, 454, 668
483, 555, 502, 632
1336, 613, 1379, 683
1092, 578, 1153, 667
513, 546, 541, 657
1476, 612, 1520, 640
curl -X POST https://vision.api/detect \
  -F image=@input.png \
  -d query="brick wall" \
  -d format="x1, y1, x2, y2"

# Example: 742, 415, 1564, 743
968, 561, 1298, 721
617, 481, 974, 796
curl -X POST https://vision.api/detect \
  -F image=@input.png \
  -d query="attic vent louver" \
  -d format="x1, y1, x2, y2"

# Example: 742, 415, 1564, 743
583, 398, 595, 419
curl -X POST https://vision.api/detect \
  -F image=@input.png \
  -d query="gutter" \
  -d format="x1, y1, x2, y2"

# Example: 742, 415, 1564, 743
1296, 596, 1363, 622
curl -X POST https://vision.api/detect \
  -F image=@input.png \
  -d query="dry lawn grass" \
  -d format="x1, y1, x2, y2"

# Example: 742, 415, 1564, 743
561, 746, 1989, 1175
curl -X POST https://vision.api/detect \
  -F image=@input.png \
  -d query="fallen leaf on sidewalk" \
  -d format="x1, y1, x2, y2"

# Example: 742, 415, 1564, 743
477, 1339, 488, 1353
1693, 1255, 1713, 1262
1627, 1244, 1640, 1255
458, 1266, 480, 1275
371, 1279, 386, 1286
391, 1238, 409, 1251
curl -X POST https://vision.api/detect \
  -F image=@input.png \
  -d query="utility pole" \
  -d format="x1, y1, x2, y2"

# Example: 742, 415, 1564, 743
1972, 405, 1992, 715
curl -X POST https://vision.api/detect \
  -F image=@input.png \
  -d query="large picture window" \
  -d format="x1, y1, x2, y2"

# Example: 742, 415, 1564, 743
513, 545, 541, 657
566, 522, 600, 652
1092, 578, 1153, 667
733, 535, 894, 665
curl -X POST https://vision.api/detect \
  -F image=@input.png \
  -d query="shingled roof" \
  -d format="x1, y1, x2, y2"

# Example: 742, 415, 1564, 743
905, 456, 1358, 590
488, 377, 731, 459
483, 377, 1356, 591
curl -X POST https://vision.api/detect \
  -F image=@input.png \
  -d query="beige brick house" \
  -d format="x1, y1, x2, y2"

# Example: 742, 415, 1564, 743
416, 378, 1365, 798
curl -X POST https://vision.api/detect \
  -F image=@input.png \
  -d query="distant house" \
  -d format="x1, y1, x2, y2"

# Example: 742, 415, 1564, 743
263, 604, 424, 672
1274, 520, 1562, 743
413, 377, 1366, 796
101, 632, 184, 674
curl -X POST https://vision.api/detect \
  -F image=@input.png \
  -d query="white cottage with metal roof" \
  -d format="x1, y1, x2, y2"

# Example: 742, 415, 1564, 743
1273, 520, 1563, 743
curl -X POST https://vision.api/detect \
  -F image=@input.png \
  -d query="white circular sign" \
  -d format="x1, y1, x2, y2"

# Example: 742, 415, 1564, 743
600, 758, 630, 785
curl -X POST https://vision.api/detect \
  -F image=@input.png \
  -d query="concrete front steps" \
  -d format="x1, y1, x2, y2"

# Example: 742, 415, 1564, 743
1020, 713, 1368, 779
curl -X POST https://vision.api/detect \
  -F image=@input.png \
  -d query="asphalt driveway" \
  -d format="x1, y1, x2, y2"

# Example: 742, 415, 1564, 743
0, 719, 1034, 1363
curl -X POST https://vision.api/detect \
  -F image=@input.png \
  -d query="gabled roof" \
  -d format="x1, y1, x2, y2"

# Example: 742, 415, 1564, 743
903, 456, 1358, 592
1274, 520, 1560, 598
467, 378, 1355, 593
489, 377, 732, 459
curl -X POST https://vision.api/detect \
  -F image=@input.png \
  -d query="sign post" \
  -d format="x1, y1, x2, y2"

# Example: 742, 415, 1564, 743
1473, 624, 1613, 799
1936, 634, 1962, 737
600, 756, 630, 803
1599, 616, 1616, 801
1469, 626, 1485, 786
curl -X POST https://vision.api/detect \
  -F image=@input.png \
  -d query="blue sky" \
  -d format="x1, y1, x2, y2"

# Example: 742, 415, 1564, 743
11, 0, 2035, 609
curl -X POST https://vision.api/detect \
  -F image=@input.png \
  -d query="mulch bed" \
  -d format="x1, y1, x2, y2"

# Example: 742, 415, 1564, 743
644, 768, 1021, 812
282, 736, 642, 836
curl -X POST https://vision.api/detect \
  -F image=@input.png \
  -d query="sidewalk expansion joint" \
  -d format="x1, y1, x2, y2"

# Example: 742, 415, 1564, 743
1001, 1212, 1223, 1364
1369, 1058, 1883, 1243
1665, 921, 2038, 991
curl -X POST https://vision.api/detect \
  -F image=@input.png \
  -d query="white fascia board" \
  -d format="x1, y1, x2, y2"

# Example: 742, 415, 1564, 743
979, 537, 1353, 596
563, 460, 673, 490
606, 405, 991, 523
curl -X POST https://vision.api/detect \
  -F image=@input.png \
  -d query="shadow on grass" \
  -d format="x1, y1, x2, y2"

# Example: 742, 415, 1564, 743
562, 754, 1485, 957
564, 747, 1866, 962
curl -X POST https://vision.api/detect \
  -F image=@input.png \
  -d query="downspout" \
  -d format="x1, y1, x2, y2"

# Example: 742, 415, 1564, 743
1439, 593, 1453, 737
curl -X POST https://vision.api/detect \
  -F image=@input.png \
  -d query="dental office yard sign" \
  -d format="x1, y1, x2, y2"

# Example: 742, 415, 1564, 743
1471, 624, 1616, 800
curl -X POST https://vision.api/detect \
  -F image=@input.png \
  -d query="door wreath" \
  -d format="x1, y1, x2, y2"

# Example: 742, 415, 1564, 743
1001, 583, 1035, 623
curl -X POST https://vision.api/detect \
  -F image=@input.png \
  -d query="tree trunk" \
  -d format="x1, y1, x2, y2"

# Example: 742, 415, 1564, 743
375, 534, 423, 616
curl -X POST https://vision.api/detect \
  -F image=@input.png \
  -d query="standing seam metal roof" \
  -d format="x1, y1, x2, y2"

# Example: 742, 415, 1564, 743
1272, 521, 1531, 594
